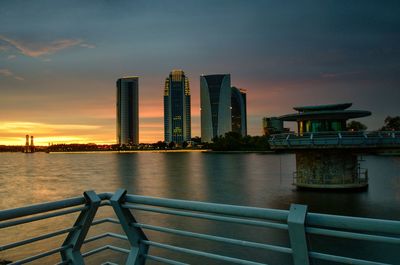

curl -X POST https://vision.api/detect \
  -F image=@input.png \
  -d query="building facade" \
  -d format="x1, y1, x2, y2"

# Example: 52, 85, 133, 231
279, 103, 370, 135
164, 70, 191, 144
116, 77, 139, 145
262, 117, 284, 136
231, 86, 247, 136
200, 74, 232, 143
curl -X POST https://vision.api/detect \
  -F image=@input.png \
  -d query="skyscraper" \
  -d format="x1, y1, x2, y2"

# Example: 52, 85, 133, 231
116, 77, 139, 145
200, 74, 231, 143
164, 70, 191, 144
231, 86, 247, 136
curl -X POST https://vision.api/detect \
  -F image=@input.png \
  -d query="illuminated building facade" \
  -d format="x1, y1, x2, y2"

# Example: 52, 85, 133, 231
164, 70, 191, 144
200, 74, 231, 142
279, 103, 370, 135
116, 77, 139, 145
231, 86, 247, 136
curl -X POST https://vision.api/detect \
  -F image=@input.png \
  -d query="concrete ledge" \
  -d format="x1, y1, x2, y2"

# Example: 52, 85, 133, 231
295, 183, 368, 190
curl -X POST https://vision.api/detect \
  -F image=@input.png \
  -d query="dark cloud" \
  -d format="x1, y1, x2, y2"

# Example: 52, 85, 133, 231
0, 0, 399, 142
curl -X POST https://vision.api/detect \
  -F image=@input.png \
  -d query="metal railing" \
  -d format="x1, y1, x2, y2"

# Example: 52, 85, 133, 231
1, 189, 399, 264
269, 131, 400, 149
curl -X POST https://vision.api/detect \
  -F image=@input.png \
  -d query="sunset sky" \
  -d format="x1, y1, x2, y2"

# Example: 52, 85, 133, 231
1, 1, 399, 145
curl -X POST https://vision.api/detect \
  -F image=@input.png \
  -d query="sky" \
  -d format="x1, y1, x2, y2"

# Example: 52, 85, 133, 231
1, 0, 399, 145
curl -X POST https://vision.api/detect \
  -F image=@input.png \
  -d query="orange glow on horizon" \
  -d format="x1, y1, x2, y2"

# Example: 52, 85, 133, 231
0, 120, 195, 145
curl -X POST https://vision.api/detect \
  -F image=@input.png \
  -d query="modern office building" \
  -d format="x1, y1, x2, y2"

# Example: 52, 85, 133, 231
116, 77, 139, 145
164, 70, 191, 144
200, 74, 231, 143
231, 86, 247, 136
262, 117, 284, 136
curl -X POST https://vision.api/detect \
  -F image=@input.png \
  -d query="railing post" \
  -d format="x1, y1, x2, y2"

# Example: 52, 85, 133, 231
288, 204, 310, 265
110, 189, 148, 265
60, 190, 101, 265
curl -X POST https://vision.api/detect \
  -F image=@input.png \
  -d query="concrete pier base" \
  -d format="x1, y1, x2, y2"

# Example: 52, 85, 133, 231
294, 150, 368, 189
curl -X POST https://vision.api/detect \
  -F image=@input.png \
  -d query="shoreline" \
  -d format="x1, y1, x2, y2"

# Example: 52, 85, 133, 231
47, 149, 210, 154
24, 150, 277, 154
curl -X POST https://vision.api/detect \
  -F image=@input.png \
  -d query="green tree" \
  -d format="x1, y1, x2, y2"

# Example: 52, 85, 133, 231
211, 132, 270, 151
347, 120, 367, 131
154, 141, 167, 149
381, 116, 400, 131
191, 136, 201, 143
168, 141, 176, 149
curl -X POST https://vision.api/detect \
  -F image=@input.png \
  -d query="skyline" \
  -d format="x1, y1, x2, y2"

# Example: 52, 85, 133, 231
1, 1, 400, 145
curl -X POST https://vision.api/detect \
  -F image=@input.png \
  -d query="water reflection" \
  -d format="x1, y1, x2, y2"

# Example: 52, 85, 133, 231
115, 153, 140, 192
0, 153, 399, 264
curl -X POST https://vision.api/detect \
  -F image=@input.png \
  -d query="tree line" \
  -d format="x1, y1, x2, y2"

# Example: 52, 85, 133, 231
347, 116, 400, 131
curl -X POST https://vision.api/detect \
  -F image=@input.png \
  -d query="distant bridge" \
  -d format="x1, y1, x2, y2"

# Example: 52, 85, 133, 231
269, 131, 400, 150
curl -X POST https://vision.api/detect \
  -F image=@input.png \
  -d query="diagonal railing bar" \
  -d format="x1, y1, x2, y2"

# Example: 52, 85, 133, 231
60, 190, 101, 265
110, 189, 148, 265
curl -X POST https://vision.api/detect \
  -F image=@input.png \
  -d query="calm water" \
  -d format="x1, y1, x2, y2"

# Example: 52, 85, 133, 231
0, 152, 399, 264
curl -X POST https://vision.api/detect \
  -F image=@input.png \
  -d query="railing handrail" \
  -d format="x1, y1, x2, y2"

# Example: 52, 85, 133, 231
0, 196, 86, 222
269, 130, 400, 149
124, 194, 289, 221
2, 192, 399, 233
0, 193, 111, 222
1, 190, 399, 265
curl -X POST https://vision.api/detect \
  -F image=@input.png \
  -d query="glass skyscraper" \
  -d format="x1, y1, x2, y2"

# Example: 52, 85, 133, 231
164, 70, 191, 144
231, 86, 247, 136
200, 74, 232, 143
116, 77, 139, 146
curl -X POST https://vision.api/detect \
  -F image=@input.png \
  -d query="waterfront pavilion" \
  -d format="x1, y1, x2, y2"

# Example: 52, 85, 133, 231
271, 103, 372, 190
279, 103, 371, 135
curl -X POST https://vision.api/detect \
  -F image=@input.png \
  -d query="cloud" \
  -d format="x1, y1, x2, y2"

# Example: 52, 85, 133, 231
7, 54, 16, 60
0, 122, 100, 133
0, 35, 95, 58
0, 45, 8, 52
321, 71, 362, 79
0, 68, 12, 77
80, 43, 96, 49
0, 68, 23, 80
